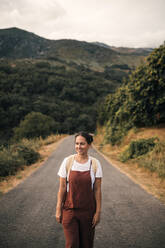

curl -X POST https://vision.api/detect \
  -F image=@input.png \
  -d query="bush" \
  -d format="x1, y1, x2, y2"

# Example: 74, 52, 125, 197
19, 138, 42, 151
119, 138, 157, 162
12, 144, 40, 165
0, 148, 24, 177
13, 112, 56, 140
136, 142, 165, 178
0, 142, 40, 177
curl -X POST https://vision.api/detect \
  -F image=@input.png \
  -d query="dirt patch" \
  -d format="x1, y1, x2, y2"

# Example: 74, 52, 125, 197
0, 136, 66, 195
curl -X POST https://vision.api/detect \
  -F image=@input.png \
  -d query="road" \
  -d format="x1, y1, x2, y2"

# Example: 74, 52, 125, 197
0, 136, 165, 248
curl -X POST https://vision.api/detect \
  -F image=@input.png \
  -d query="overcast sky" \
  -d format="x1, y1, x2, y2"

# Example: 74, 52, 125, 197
0, 0, 165, 48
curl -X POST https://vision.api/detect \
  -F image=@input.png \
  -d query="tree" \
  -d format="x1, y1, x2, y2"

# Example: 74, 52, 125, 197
13, 112, 57, 139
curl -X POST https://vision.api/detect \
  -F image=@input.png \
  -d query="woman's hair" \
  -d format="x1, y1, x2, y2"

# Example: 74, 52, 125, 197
75, 131, 93, 144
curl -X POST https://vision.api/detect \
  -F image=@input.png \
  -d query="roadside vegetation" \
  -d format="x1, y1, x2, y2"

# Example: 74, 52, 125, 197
0, 134, 64, 180
95, 126, 165, 178
97, 44, 165, 172
94, 126, 165, 203
95, 44, 165, 203
98, 44, 165, 145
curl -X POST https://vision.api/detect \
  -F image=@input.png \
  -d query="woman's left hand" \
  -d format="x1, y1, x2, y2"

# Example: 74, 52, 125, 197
92, 212, 100, 228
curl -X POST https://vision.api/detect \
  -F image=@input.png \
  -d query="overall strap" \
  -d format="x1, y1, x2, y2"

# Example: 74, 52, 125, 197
66, 155, 75, 182
90, 156, 98, 176
89, 159, 92, 170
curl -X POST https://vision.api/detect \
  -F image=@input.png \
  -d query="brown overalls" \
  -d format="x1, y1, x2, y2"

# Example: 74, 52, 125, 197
62, 161, 96, 248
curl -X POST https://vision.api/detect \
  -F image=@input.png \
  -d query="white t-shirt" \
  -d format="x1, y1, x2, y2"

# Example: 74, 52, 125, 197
58, 155, 103, 191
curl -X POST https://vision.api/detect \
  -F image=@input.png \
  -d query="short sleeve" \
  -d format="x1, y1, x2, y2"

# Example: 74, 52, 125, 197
95, 159, 103, 178
57, 157, 67, 178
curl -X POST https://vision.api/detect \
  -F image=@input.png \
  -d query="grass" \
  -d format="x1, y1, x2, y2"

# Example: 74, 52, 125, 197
0, 134, 67, 195
94, 125, 165, 204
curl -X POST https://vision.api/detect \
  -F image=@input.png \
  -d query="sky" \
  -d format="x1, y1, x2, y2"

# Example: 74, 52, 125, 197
0, 0, 165, 48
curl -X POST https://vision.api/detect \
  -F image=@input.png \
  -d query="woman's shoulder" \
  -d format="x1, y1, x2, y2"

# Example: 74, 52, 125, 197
89, 155, 103, 177
89, 155, 100, 164
58, 154, 75, 177
62, 154, 76, 166
63, 154, 75, 160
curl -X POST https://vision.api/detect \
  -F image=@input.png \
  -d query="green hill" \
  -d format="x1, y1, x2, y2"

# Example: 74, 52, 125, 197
0, 58, 119, 143
98, 44, 165, 145
0, 27, 151, 71
0, 27, 152, 144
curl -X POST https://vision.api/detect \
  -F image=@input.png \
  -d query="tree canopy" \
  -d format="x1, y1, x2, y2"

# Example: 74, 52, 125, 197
98, 44, 165, 145
0, 59, 122, 143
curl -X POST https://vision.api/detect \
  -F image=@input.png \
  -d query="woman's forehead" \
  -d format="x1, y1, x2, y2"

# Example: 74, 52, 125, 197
75, 135, 87, 142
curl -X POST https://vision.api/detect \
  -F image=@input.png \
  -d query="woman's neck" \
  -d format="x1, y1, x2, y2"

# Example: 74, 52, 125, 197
75, 154, 88, 163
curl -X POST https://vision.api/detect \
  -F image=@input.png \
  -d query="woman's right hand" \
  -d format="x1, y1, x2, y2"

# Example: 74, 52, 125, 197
56, 177, 66, 223
56, 207, 62, 223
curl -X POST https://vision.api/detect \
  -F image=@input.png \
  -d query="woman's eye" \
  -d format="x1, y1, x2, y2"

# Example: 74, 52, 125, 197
76, 143, 85, 145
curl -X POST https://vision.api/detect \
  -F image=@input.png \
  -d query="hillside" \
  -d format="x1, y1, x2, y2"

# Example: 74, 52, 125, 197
95, 44, 165, 202
92, 42, 153, 56
96, 44, 165, 200
0, 58, 119, 143
0, 27, 152, 144
0, 27, 151, 71
98, 44, 165, 145
94, 125, 165, 203
0, 27, 50, 58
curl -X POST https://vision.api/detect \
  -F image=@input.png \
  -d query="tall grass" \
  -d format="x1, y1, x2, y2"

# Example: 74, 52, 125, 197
119, 138, 157, 162
136, 142, 165, 178
95, 126, 165, 179
0, 134, 63, 179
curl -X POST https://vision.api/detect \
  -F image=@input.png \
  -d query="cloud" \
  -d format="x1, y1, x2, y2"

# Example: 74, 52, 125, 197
0, 0, 66, 35
47, 0, 165, 47
0, 0, 165, 47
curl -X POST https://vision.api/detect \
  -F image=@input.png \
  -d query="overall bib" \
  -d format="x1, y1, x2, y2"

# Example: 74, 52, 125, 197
62, 162, 96, 248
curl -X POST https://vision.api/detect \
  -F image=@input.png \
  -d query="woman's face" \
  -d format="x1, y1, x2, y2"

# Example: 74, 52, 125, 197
75, 135, 90, 156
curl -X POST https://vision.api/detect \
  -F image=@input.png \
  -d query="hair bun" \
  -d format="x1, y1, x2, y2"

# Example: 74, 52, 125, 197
89, 133, 93, 143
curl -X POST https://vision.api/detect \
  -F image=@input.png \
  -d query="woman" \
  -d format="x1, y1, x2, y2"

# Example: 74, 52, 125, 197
56, 131, 102, 248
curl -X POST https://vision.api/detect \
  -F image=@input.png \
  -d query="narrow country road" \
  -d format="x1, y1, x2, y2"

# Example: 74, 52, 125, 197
0, 136, 165, 248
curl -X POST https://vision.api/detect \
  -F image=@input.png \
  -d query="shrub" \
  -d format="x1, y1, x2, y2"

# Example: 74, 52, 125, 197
136, 142, 165, 178
12, 144, 40, 165
119, 138, 157, 162
20, 138, 42, 151
13, 112, 56, 140
0, 142, 40, 177
0, 147, 24, 177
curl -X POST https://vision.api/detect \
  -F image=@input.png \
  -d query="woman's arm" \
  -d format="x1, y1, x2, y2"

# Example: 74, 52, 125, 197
56, 177, 67, 223
92, 178, 102, 228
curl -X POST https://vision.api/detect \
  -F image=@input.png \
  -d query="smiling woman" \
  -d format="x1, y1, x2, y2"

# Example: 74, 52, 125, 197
56, 131, 103, 248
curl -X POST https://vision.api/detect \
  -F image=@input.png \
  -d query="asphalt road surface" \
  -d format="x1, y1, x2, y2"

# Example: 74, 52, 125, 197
0, 136, 165, 248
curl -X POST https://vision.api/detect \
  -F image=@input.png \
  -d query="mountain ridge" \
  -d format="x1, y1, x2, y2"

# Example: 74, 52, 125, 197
0, 27, 151, 71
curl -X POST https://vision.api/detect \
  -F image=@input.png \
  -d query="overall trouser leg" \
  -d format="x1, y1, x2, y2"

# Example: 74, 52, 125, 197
62, 210, 79, 248
62, 209, 95, 248
78, 211, 95, 248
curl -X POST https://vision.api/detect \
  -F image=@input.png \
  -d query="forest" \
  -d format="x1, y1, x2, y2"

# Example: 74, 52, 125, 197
0, 58, 125, 144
